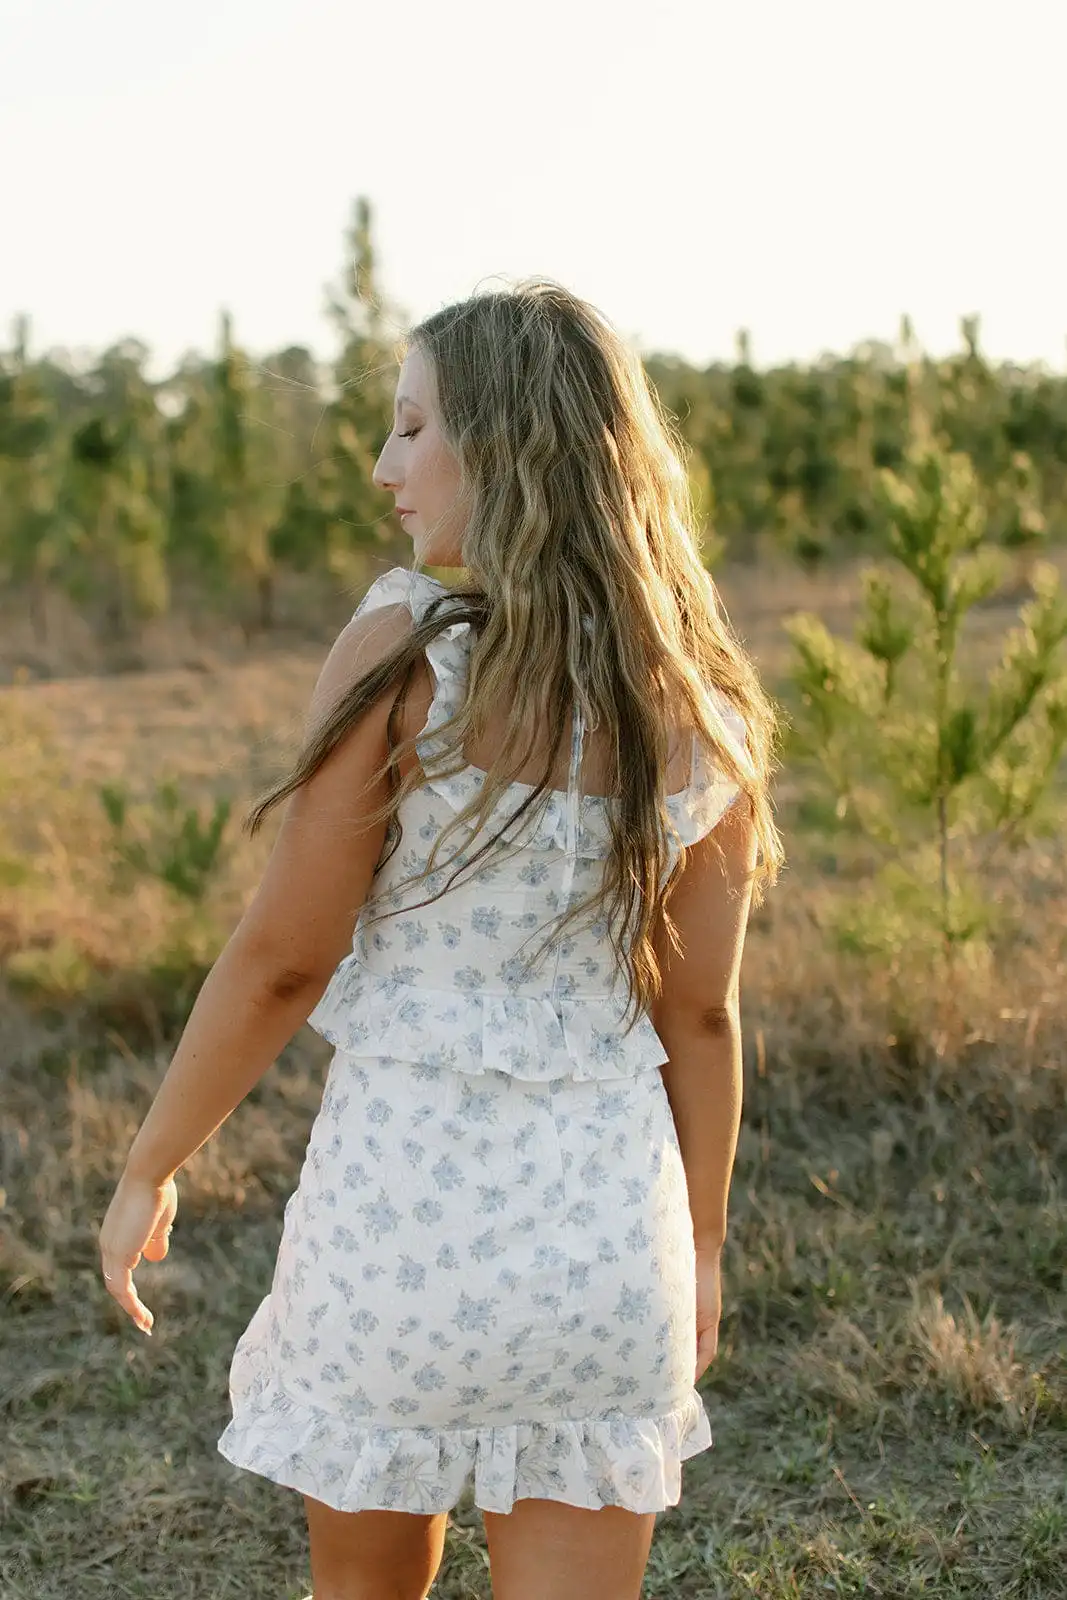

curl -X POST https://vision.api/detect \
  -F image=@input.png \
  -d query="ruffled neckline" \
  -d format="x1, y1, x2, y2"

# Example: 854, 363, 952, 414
352, 566, 748, 849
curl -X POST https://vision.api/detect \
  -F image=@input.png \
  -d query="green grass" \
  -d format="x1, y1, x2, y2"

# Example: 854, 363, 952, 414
3, 561, 1066, 1596
2, 1032, 1064, 1598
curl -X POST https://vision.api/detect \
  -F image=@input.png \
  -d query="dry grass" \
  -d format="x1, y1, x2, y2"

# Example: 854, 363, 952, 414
2, 559, 1066, 1597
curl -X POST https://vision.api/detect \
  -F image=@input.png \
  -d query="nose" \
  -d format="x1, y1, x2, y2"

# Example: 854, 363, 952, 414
372, 439, 401, 493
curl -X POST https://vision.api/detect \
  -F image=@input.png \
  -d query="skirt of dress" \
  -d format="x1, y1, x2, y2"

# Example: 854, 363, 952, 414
216, 1048, 713, 1514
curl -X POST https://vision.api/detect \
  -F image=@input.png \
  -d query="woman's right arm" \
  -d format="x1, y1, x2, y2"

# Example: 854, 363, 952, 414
650, 797, 758, 1252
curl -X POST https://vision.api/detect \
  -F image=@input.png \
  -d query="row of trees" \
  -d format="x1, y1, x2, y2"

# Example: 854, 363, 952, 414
2, 197, 1066, 645
14, 422, 1061, 1024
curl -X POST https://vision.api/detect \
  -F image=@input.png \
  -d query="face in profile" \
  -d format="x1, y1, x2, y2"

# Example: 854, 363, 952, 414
373, 345, 467, 567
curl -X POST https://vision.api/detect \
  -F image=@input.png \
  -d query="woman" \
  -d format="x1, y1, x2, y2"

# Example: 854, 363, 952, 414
99, 280, 782, 1600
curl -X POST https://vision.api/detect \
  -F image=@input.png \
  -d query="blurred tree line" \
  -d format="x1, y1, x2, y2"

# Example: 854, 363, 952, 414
2, 196, 1065, 649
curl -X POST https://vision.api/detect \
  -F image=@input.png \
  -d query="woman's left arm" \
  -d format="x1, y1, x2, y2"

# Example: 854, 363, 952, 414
99, 601, 415, 1329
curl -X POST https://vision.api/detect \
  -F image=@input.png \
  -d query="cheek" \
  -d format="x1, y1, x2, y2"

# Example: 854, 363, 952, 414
420, 442, 460, 503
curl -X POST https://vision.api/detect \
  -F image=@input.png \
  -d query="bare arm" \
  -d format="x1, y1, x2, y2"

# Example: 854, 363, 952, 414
650, 796, 757, 1250
122, 603, 414, 1186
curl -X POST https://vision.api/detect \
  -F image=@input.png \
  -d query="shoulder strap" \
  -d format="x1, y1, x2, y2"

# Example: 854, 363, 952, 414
549, 696, 585, 999
564, 698, 586, 855
563, 615, 596, 854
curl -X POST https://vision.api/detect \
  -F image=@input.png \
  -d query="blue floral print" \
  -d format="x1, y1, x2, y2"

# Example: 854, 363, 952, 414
217, 566, 749, 1516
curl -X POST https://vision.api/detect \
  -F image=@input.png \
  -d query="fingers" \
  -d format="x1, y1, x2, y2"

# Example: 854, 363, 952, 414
97, 1175, 177, 1336
101, 1256, 155, 1337
695, 1326, 719, 1382
102, 1225, 171, 1332
142, 1218, 174, 1261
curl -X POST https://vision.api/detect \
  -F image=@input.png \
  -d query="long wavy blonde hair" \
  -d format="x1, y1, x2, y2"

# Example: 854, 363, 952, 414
248, 280, 784, 1028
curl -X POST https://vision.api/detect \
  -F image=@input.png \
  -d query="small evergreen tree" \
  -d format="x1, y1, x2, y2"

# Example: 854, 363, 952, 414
213, 310, 283, 634
99, 778, 231, 905
785, 430, 1067, 962
321, 196, 405, 580
0, 316, 79, 644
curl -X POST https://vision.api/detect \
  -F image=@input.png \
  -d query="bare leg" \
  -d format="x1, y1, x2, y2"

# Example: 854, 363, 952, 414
303, 1495, 450, 1600
483, 1499, 657, 1600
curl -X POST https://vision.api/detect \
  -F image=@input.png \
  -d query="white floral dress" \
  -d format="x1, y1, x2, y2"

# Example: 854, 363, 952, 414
217, 566, 749, 1516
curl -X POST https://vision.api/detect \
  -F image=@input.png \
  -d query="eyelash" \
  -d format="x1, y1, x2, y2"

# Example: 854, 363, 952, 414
397, 428, 420, 439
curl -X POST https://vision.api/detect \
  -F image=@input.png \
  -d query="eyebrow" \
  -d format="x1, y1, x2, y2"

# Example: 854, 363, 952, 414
394, 393, 423, 411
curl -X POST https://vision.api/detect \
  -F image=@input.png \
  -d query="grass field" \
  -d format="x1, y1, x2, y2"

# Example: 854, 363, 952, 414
2, 560, 1065, 1598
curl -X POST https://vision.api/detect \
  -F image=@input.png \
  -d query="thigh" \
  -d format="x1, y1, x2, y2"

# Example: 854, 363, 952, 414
482, 1499, 657, 1600
304, 1495, 449, 1600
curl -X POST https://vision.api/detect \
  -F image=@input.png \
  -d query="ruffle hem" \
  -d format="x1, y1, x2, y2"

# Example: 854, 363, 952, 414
218, 1361, 713, 1515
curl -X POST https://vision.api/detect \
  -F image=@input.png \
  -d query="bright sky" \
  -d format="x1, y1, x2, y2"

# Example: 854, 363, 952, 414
2, 0, 1063, 380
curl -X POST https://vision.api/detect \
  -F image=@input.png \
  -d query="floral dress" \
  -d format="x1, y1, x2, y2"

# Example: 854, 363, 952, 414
217, 566, 749, 1516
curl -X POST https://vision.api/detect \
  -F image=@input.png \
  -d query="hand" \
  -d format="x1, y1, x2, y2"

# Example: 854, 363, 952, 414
694, 1244, 722, 1383
98, 1171, 178, 1336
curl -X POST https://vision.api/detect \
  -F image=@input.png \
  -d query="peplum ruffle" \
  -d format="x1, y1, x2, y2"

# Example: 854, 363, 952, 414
307, 955, 672, 1082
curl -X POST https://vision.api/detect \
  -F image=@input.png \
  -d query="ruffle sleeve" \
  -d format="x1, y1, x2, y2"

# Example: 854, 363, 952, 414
350, 565, 449, 624
669, 683, 753, 847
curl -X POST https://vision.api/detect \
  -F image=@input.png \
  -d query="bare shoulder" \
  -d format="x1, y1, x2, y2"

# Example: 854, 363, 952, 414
307, 601, 417, 734
233, 601, 421, 985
